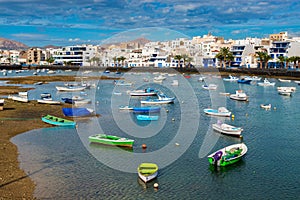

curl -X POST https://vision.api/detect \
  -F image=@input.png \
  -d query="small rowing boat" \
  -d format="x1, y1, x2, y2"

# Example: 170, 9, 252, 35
41, 115, 76, 126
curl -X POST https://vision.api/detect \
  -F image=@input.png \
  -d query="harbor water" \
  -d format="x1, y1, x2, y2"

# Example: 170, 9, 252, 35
11, 71, 300, 199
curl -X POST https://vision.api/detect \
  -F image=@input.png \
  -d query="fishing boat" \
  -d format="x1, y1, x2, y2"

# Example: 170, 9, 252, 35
257, 78, 275, 86
212, 121, 243, 137
88, 134, 134, 148
137, 163, 158, 182
244, 76, 261, 81
202, 84, 217, 90
229, 90, 249, 101
171, 80, 179, 86
237, 78, 252, 84
136, 115, 159, 121
278, 78, 291, 83
294, 80, 300, 84
62, 107, 95, 117
277, 87, 295, 96
198, 76, 206, 82
223, 75, 239, 82
129, 88, 158, 96
207, 143, 248, 166
8, 95, 29, 103
56, 86, 86, 92
153, 75, 166, 81
18, 91, 28, 97
37, 98, 61, 105
41, 115, 76, 126
141, 98, 174, 104
133, 107, 161, 113
0, 99, 4, 110
119, 105, 134, 110
40, 93, 51, 99
203, 107, 231, 117
260, 104, 271, 109
157, 93, 175, 101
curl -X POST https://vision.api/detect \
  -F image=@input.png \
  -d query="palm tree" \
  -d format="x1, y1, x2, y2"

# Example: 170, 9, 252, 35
256, 52, 267, 69
215, 47, 233, 68
46, 57, 55, 65
174, 55, 182, 69
277, 56, 285, 68
186, 56, 193, 68
289, 56, 297, 69
112, 56, 117, 67
263, 54, 272, 69
119, 56, 126, 67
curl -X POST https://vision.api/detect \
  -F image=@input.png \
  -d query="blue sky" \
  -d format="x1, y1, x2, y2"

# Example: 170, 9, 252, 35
1, 0, 300, 47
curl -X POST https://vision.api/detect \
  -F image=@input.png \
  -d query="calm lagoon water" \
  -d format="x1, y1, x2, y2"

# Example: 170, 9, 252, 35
11, 72, 300, 199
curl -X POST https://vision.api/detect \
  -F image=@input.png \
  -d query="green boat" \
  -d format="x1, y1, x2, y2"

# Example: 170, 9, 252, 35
88, 134, 134, 148
41, 115, 76, 126
207, 143, 248, 167
137, 163, 158, 182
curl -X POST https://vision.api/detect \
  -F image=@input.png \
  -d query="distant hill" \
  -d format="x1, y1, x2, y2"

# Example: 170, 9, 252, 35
0, 38, 28, 50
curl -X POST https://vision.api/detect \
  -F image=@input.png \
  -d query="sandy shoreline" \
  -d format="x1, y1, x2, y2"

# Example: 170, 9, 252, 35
0, 70, 299, 199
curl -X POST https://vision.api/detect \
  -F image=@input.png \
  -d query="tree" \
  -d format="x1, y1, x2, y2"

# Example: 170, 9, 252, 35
186, 56, 193, 68
256, 52, 267, 69
289, 56, 297, 69
215, 47, 233, 68
112, 56, 117, 67
46, 57, 55, 65
277, 56, 285, 68
174, 55, 182, 69
263, 54, 272, 68
119, 56, 126, 67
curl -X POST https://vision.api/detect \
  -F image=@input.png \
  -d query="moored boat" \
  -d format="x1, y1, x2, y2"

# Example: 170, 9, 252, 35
136, 115, 159, 121
208, 143, 247, 166
137, 163, 158, 182
8, 95, 29, 103
56, 86, 86, 92
229, 90, 249, 101
141, 98, 174, 104
62, 107, 95, 117
257, 78, 275, 86
88, 134, 134, 148
129, 88, 158, 96
260, 104, 271, 109
237, 79, 252, 84
278, 78, 291, 83
133, 107, 161, 113
37, 98, 61, 105
119, 105, 134, 110
223, 75, 239, 82
41, 115, 76, 126
203, 107, 231, 117
202, 84, 217, 90
212, 121, 243, 137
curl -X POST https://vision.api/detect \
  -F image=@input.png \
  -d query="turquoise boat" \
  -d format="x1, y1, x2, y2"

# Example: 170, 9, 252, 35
136, 115, 159, 121
41, 115, 76, 126
88, 134, 134, 148
207, 143, 248, 166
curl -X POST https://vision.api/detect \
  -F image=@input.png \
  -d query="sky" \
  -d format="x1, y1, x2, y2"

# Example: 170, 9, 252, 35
1, 0, 300, 47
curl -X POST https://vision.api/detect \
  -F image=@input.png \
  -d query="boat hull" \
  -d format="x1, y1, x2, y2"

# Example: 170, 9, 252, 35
88, 134, 134, 148
203, 109, 231, 117
137, 163, 158, 183
207, 143, 247, 166
136, 115, 159, 121
41, 115, 76, 126
212, 124, 243, 137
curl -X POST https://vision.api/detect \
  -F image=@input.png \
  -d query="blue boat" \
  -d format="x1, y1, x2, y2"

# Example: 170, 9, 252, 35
237, 79, 252, 84
136, 115, 159, 121
133, 107, 161, 113
62, 108, 95, 117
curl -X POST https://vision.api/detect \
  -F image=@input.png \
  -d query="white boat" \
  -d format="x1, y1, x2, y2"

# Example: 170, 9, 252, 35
153, 75, 166, 81
229, 90, 249, 101
0, 99, 4, 110
278, 78, 291, 83
294, 80, 300, 84
137, 163, 158, 183
18, 91, 28, 97
119, 105, 133, 110
198, 76, 206, 82
73, 98, 92, 106
37, 98, 61, 105
157, 93, 175, 101
219, 92, 230, 96
47, 70, 56, 74
129, 88, 158, 96
141, 98, 174, 104
244, 76, 261, 81
277, 87, 295, 96
260, 104, 271, 109
171, 80, 179, 86
9, 95, 29, 103
223, 75, 239, 82
56, 86, 86, 92
202, 84, 217, 90
257, 78, 275, 86
212, 121, 243, 137
203, 107, 231, 117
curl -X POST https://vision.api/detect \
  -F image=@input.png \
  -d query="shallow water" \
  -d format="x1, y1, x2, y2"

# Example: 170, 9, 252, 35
12, 73, 300, 199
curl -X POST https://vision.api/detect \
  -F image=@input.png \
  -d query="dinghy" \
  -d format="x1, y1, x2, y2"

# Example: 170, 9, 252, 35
207, 143, 248, 166
88, 134, 134, 148
212, 121, 243, 137
41, 115, 76, 126
137, 163, 158, 182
